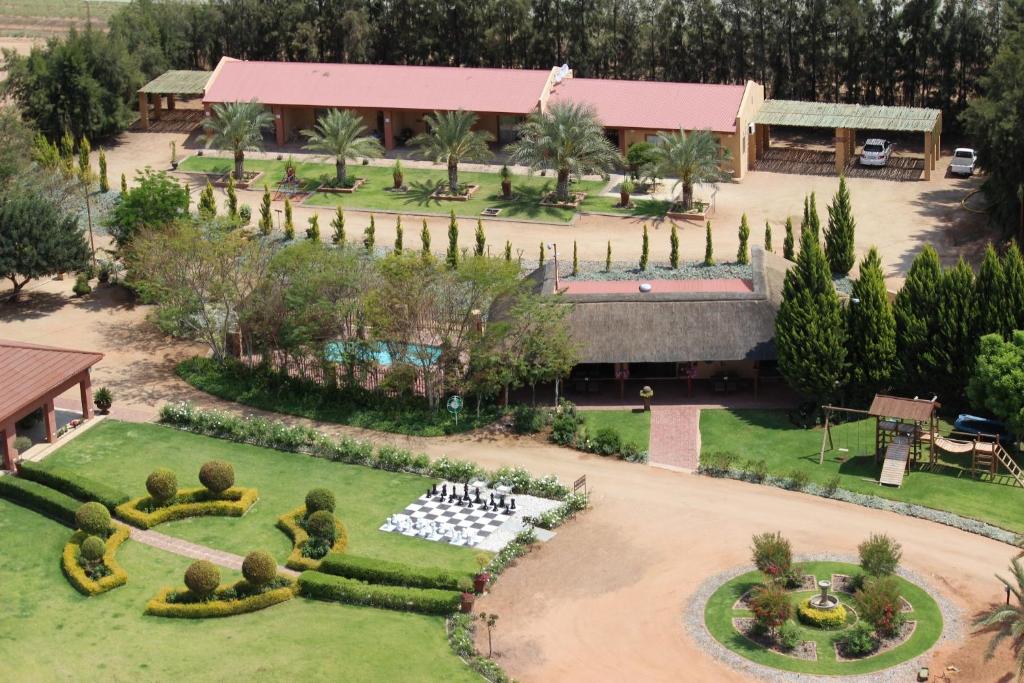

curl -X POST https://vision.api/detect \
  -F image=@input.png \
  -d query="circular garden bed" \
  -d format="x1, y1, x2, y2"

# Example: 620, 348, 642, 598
703, 560, 943, 676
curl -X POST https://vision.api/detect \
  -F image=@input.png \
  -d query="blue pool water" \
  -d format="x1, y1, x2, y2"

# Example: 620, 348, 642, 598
324, 341, 442, 367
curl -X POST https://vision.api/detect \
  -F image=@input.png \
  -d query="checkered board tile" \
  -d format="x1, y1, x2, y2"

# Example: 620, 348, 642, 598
394, 495, 512, 539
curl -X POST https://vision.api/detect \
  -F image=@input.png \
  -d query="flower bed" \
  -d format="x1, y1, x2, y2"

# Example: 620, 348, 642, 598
835, 620, 916, 661
429, 184, 479, 201
115, 486, 258, 529
145, 578, 296, 618
61, 526, 130, 595
211, 171, 263, 189
317, 177, 366, 194
447, 613, 513, 683
732, 617, 818, 660
539, 191, 585, 208
276, 505, 349, 571
666, 200, 710, 221
297, 570, 462, 615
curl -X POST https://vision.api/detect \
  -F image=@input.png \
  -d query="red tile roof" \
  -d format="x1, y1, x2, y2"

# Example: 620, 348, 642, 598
549, 78, 745, 133
204, 60, 553, 114
0, 340, 103, 424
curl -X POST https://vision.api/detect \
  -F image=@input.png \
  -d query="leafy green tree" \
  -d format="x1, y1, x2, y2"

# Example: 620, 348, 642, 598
625, 141, 657, 180
306, 214, 320, 241
105, 169, 189, 248
283, 198, 295, 240
1004, 242, 1024, 336
824, 177, 856, 275
976, 244, 1009, 337
973, 558, 1024, 682
639, 224, 649, 270
198, 180, 217, 219
226, 173, 238, 218
650, 128, 731, 210
764, 221, 773, 253
0, 191, 90, 300
446, 211, 459, 268
363, 214, 375, 252
394, 215, 403, 254
506, 101, 621, 201
301, 108, 384, 186
670, 223, 680, 268
410, 109, 493, 194
505, 294, 579, 405
969, 332, 1024, 439
894, 246, 942, 391
259, 185, 273, 236
783, 216, 795, 260
421, 219, 431, 257
704, 221, 714, 266
0, 107, 33, 187
846, 248, 897, 403
737, 213, 750, 264
928, 259, 979, 405
775, 226, 847, 403
201, 100, 274, 181
474, 219, 486, 257
98, 150, 109, 193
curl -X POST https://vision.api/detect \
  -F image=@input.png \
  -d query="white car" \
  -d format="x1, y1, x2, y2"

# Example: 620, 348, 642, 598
860, 139, 893, 167
949, 148, 978, 176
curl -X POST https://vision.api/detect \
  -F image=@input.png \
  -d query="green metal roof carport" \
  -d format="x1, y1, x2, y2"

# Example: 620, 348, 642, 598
137, 70, 212, 130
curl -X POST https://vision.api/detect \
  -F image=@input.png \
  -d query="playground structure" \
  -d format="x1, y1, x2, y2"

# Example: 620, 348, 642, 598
819, 394, 1023, 488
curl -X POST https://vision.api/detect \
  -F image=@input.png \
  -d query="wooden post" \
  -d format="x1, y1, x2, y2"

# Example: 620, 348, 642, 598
152, 93, 162, 122
834, 128, 846, 175
273, 106, 285, 146
166, 94, 176, 111
44, 399, 57, 443
819, 409, 832, 465
2, 422, 17, 472
138, 92, 150, 129
924, 132, 932, 181
383, 111, 395, 150
80, 373, 93, 419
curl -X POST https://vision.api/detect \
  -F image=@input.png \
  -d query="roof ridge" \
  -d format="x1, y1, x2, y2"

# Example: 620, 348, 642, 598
0, 339, 103, 356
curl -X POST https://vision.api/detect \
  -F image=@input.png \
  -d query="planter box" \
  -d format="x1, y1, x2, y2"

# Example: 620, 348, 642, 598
540, 191, 586, 209
666, 202, 710, 222
317, 177, 367, 194
210, 171, 263, 190
480, 207, 502, 217
430, 184, 479, 201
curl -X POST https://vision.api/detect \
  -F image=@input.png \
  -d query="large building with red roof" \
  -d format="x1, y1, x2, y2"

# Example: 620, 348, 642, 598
201, 58, 766, 180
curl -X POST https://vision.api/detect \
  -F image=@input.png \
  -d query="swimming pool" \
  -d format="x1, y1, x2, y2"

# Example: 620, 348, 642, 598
324, 341, 442, 367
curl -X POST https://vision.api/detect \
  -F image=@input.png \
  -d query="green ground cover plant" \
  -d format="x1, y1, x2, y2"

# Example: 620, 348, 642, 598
580, 409, 651, 451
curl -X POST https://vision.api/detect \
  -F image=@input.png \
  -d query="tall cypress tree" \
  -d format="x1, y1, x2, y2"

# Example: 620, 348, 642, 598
808, 192, 821, 239
606, 240, 612, 272
226, 173, 238, 218
639, 224, 649, 270
975, 244, 1007, 337
926, 259, 979, 406
393, 215, 403, 254
775, 226, 847, 403
764, 221, 773, 253
572, 240, 579, 275
737, 213, 750, 264
283, 197, 294, 239
704, 221, 714, 266
824, 177, 856, 275
1001, 242, 1024, 337
538, 241, 545, 267
894, 245, 942, 390
98, 150, 109, 193
259, 185, 273, 236
421, 219, 431, 258
846, 247, 896, 404
504, 240, 512, 261
783, 216, 795, 260
670, 223, 680, 268
306, 214, 320, 241
363, 214, 375, 252
446, 211, 459, 268
331, 206, 345, 244
198, 181, 217, 218
474, 219, 486, 256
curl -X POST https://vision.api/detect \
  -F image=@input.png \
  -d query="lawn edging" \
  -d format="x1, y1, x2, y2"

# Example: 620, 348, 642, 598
0, 475, 80, 526
447, 612, 513, 683
61, 525, 130, 595
145, 580, 297, 618
276, 505, 349, 571
18, 461, 130, 510
297, 570, 462, 615
115, 486, 259, 529
318, 553, 474, 592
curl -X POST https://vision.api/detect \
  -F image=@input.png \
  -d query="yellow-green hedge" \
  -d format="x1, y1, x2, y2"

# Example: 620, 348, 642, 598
115, 487, 258, 529
276, 506, 349, 571
61, 525, 130, 595
145, 581, 297, 618
796, 597, 849, 629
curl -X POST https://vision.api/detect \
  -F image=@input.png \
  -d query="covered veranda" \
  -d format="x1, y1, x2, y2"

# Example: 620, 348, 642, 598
137, 70, 212, 130
0, 340, 103, 471
751, 100, 942, 180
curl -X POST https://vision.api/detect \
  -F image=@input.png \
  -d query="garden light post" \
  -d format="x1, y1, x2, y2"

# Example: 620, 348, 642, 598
546, 242, 559, 290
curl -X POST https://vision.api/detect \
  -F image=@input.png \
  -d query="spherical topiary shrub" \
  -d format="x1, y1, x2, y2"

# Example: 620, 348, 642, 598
146, 468, 178, 505
241, 550, 277, 586
198, 460, 235, 495
79, 535, 106, 562
75, 502, 111, 535
305, 488, 336, 515
305, 510, 337, 543
184, 560, 220, 597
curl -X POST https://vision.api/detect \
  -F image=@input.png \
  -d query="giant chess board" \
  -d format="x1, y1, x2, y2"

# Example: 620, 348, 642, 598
380, 482, 518, 548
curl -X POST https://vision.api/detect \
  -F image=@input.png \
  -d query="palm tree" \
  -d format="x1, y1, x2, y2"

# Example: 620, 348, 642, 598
409, 109, 493, 194
975, 558, 1024, 681
505, 102, 621, 202
650, 128, 731, 211
301, 108, 384, 186
202, 100, 274, 181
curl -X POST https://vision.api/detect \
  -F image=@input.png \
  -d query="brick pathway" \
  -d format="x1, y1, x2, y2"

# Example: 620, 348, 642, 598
128, 526, 300, 578
647, 405, 701, 471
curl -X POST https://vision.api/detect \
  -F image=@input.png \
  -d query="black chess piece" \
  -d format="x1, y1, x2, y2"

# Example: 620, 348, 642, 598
427, 487, 432, 498
489, 493, 495, 504
430, 484, 437, 496
441, 483, 447, 498
474, 488, 482, 504
510, 498, 516, 511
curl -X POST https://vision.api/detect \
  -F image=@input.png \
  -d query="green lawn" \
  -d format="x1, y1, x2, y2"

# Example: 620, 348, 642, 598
178, 156, 668, 223
581, 409, 651, 450
0, 499, 478, 682
704, 561, 942, 675
700, 409, 1024, 533
44, 420, 483, 573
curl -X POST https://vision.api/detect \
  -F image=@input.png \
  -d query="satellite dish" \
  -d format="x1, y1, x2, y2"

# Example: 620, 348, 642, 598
557, 64, 570, 81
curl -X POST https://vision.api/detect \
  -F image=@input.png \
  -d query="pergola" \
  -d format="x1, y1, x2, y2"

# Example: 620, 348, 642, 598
137, 70, 212, 130
0, 340, 103, 471
752, 100, 943, 180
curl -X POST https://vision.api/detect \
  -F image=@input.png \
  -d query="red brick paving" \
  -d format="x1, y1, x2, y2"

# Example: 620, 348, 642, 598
559, 278, 753, 295
647, 405, 701, 471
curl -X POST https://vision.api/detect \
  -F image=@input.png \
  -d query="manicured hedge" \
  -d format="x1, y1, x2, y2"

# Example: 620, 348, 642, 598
61, 525, 130, 595
145, 581, 296, 618
318, 553, 474, 592
298, 571, 463, 615
18, 462, 130, 510
276, 506, 349, 571
115, 486, 258, 529
0, 475, 80, 526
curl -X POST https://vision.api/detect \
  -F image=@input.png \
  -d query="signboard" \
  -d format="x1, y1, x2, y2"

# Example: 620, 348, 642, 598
447, 395, 463, 425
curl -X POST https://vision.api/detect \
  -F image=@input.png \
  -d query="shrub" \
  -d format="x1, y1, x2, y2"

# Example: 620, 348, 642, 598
429, 456, 486, 483
824, 475, 842, 496
375, 445, 414, 472
796, 597, 848, 629
306, 510, 337, 543
241, 550, 277, 586
488, 466, 533, 494
146, 582, 295, 618
145, 468, 178, 505
858, 533, 902, 577
115, 486, 258, 529
749, 583, 792, 635
778, 620, 801, 650
743, 459, 769, 483
61, 526, 130, 595
550, 400, 583, 446
751, 531, 793, 583
72, 272, 92, 296
298, 571, 462, 615
0, 476, 79, 526
699, 451, 737, 475
238, 204, 252, 225
79, 535, 106, 562
841, 621, 879, 657
276, 506, 348, 570
620, 442, 647, 463
93, 387, 113, 412
787, 470, 810, 491
17, 462, 129, 509
198, 460, 235, 494
13, 435, 32, 451
305, 487, 336, 514
855, 575, 905, 638
75, 502, 111, 535
318, 554, 473, 592
511, 404, 545, 434
589, 427, 622, 456
184, 560, 221, 597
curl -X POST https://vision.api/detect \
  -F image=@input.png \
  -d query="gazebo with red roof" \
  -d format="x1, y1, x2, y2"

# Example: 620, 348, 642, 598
0, 340, 103, 471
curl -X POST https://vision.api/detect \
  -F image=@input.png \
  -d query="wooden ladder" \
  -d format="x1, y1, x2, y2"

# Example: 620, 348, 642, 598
993, 444, 1024, 488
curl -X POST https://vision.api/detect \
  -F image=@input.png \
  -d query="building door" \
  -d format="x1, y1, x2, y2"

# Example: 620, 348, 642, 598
498, 115, 522, 144
376, 111, 385, 139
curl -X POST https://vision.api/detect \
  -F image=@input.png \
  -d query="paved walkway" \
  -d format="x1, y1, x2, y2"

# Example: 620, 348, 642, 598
647, 405, 701, 471
128, 526, 301, 579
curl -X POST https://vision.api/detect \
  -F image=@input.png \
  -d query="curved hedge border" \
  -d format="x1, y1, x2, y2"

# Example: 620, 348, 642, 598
18, 461, 129, 510
298, 570, 462, 615
115, 487, 258, 529
276, 506, 348, 571
145, 581, 296, 618
318, 553, 473, 592
61, 525, 130, 595
0, 476, 80, 526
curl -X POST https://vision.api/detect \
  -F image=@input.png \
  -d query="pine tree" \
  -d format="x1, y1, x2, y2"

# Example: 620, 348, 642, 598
331, 206, 345, 244
775, 226, 847, 403
572, 240, 579, 275
930, 258, 979, 406
639, 224, 649, 270
364, 214, 375, 253
846, 247, 897, 403
737, 213, 750, 264
77, 136, 91, 181
120, 173, 127, 194
1002, 242, 1024, 336
670, 223, 680, 268
226, 173, 238, 217
59, 130, 74, 173
98, 150, 109, 193
504, 240, 512, 261
894, 246, 942, 390
538, 241, 545, 267
976, 244, 1008, 337
824, 177, 856, 275
421, 219, 431, 258
764, 221, 773, 253
704, 221, 714, 266
606, 241, 612, 272
198, 181, 217, 219
783, 217, 795, 260
306, 214, 320, 241
474, 218, 485, 256
283, 198, 295, 239
394, 215, 403, 254
808, 192, 821, 239
446, 211, 459, 268
258, 186, 273, 236
800, 195, 810, 234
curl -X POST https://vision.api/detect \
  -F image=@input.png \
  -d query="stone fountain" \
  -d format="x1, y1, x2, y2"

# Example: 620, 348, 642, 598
808, 579, 839, 610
